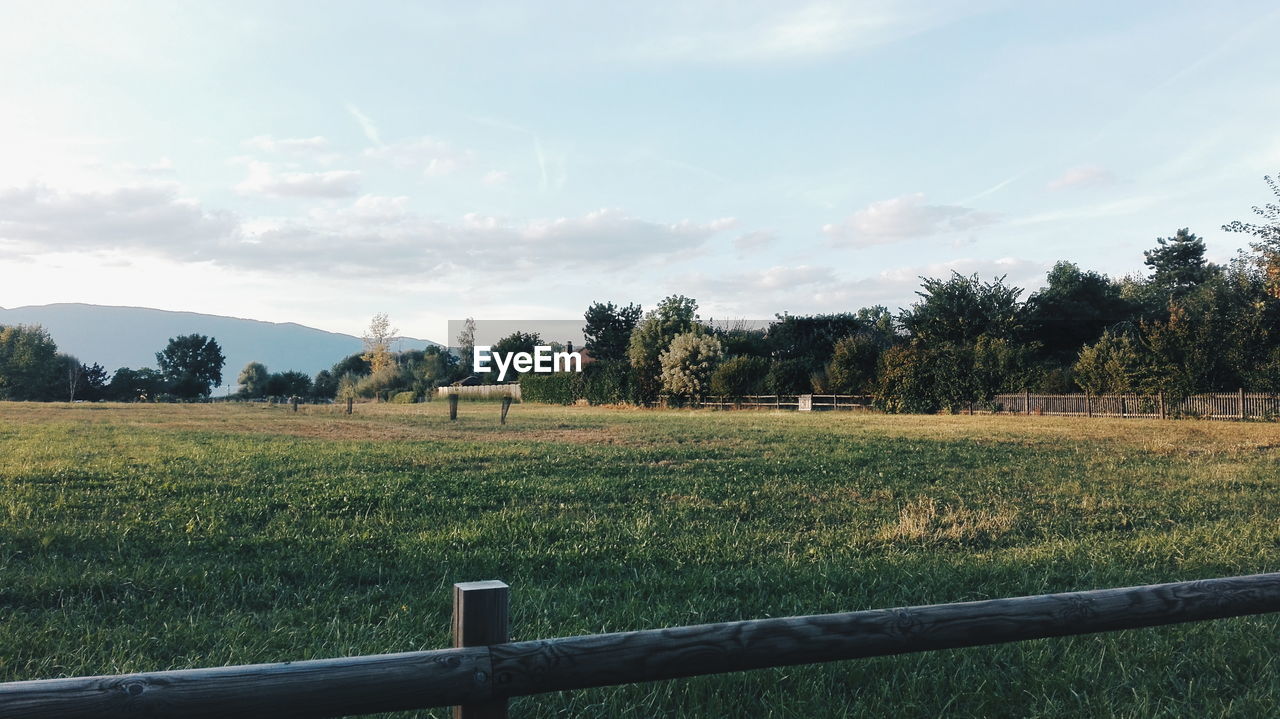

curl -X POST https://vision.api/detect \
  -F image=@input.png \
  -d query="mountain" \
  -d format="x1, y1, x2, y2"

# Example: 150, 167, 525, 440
0, 303, 442, 391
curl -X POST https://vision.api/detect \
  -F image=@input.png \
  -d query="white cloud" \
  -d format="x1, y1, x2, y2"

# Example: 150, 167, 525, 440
1047, 164, 1115, 191
481, 170, 511, 185
0, 184, 239, 259
235, 161, 362, 198
823, 193, 997, 246
244, 135, 330, 154
364, 137, 472, 177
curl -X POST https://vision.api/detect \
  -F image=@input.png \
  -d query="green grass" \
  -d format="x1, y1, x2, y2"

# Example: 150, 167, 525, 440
1, 401, 1277, 717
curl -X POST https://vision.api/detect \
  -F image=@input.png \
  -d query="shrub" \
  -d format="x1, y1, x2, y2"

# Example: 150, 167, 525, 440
659, 332, 723, 402
520, 373, 582, 404
764, 358, 811, 394
582, 360, 634, 405
710, 356, 769, 397
390, 391, 419, 404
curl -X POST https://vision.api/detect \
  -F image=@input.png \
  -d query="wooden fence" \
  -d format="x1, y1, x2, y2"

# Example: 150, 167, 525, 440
3, 572, 1278, 718
436, 384, 522, 401
994, 391, 1280, 420
697, 394, 873, 410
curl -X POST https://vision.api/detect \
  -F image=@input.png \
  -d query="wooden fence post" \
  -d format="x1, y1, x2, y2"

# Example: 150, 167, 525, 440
500, 396, 512, 424
1024, 390, 1030, 415
1239, 388, 1246, 420
449, 394, 459, 421
1085, 390, 1092, 418
346, 397, 353, 415
1121, 395, 1127, 419
1158, 391, 1165, 420
291, 396, 299, 413
453, 580, 509, 719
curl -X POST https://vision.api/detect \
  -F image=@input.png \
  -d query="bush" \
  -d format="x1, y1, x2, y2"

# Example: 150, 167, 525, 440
659, 332, 723, 402
710, 356, 769, 397
390, 391, 419, 404
520, 373, 582, 404
582, 360, 634, 405
765, 358, 811, 394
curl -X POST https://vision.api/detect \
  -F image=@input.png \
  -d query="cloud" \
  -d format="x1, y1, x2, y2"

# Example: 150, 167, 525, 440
733, 230, 776, 253
0, 184, 239, 260
481, 170, 511, 185
1047, 164, 1116, 191
346, 104, 383, 146
364, 137, 471, 177
822, 193, 997, 247
244, 135, 330, 154
235, 161, 362, 198
676, 257, 1047, 318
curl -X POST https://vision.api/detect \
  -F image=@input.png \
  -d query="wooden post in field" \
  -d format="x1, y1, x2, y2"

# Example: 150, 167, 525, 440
453, 580, 509, 719
291, 396, 299, 413
1024, 389, 1030, 415
1239, 388, 1246, 420
346, 397, 353, 415
500, 396, 512, 424
449, 393, 459, 421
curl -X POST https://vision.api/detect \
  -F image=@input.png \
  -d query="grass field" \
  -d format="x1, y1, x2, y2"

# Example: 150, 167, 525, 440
1, 401, 1278, 717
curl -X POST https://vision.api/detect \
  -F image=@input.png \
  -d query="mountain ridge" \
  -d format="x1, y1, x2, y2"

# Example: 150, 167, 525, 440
0, 303, 442, 391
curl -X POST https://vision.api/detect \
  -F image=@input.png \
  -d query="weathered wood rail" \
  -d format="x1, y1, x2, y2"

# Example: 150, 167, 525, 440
994, 391, 1280, 420
2, 572, 1278, 718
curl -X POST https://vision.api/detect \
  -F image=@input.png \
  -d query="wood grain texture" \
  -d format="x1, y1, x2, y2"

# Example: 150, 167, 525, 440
0, 647, 491, 719
453, 581, 509, 719
489, 572, 1280, 697
2, 573, 1277, 717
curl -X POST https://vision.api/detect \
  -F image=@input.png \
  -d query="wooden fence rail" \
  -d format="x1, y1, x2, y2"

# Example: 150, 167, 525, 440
3, 572, 1278, 718
994, 391, 1280, 420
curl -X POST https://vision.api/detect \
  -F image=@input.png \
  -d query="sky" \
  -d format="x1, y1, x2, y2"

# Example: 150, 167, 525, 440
2, 0, 1279, 344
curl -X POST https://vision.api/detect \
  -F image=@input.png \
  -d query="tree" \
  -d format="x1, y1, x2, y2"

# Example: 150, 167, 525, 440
78, 362, 109, 401
1223, 174, 1280, 297
156, 334, 225, 399
237, 362, 270, 398
1023, 262, 1134, 363
57, 354, 83, 401
0, 324, 61, 401
1143, 228, 1211, 298
710, 356, 769, 397
659, 332, 723, 403
764, 358, 812, 394
583, 301, 642, 361
312, 369, 338, 400
826, 334, 881, 393
767, 313, 865, 365
628, 295, 699, 403
1073, 330, 1147, 395
361, 313, 397, 374
331, 353, 372, 378
456, 317, 476, 367
900, 273, 1024, 344
267, 370, 312, 398
105, 367, 166, 402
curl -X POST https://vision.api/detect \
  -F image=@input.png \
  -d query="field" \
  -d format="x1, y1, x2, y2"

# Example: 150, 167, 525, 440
1, 401, 1278, 717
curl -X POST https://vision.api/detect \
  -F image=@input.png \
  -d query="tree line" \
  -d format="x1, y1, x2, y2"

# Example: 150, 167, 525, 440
523, 176, 1280, 410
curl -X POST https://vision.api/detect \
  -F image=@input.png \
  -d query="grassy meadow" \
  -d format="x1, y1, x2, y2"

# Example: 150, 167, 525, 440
1, 401, 1278, 717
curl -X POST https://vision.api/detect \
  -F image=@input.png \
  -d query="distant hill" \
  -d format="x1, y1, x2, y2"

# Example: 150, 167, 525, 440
0, 303, 442, 392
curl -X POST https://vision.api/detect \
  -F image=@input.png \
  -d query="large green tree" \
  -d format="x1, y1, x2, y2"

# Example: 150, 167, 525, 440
1023, 262, 1133, 363
1143, 228, 1212, 299
237, 362, 270, 398
0, 324, 61, 401
628, 295, 699, 403
156, 334, 225, 399
583, 301, 642, 361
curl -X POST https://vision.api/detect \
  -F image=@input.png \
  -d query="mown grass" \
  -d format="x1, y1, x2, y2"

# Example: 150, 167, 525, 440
1, 401, 1277, 717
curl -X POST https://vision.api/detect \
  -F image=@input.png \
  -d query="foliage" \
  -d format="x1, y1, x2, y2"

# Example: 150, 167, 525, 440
710, 356, 769, 397
156, 334, 225, 399
583, 301, 642, 361
105, 367, 167, 402
1143, 228, 1212, 300
389, 390, 419, 404
1223, 174, 1280, 297
1072, 330, 1148, 395
768, 313, 864, 365
312, 369, 338, 400
628, 295, 699, 404
1023, 262, 1133, 363
519, 372, 582, 404
659, 332, 723, 402
237, 362, 270, 397
825, 334, 881, 394
266, 370, 312, 398
581, 360, 634, 405
361, 313, 398, 374
764, 358, 812, 394
900, 273, 1024, 344
331, 353, 372, 378
0, 324, 61, 401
